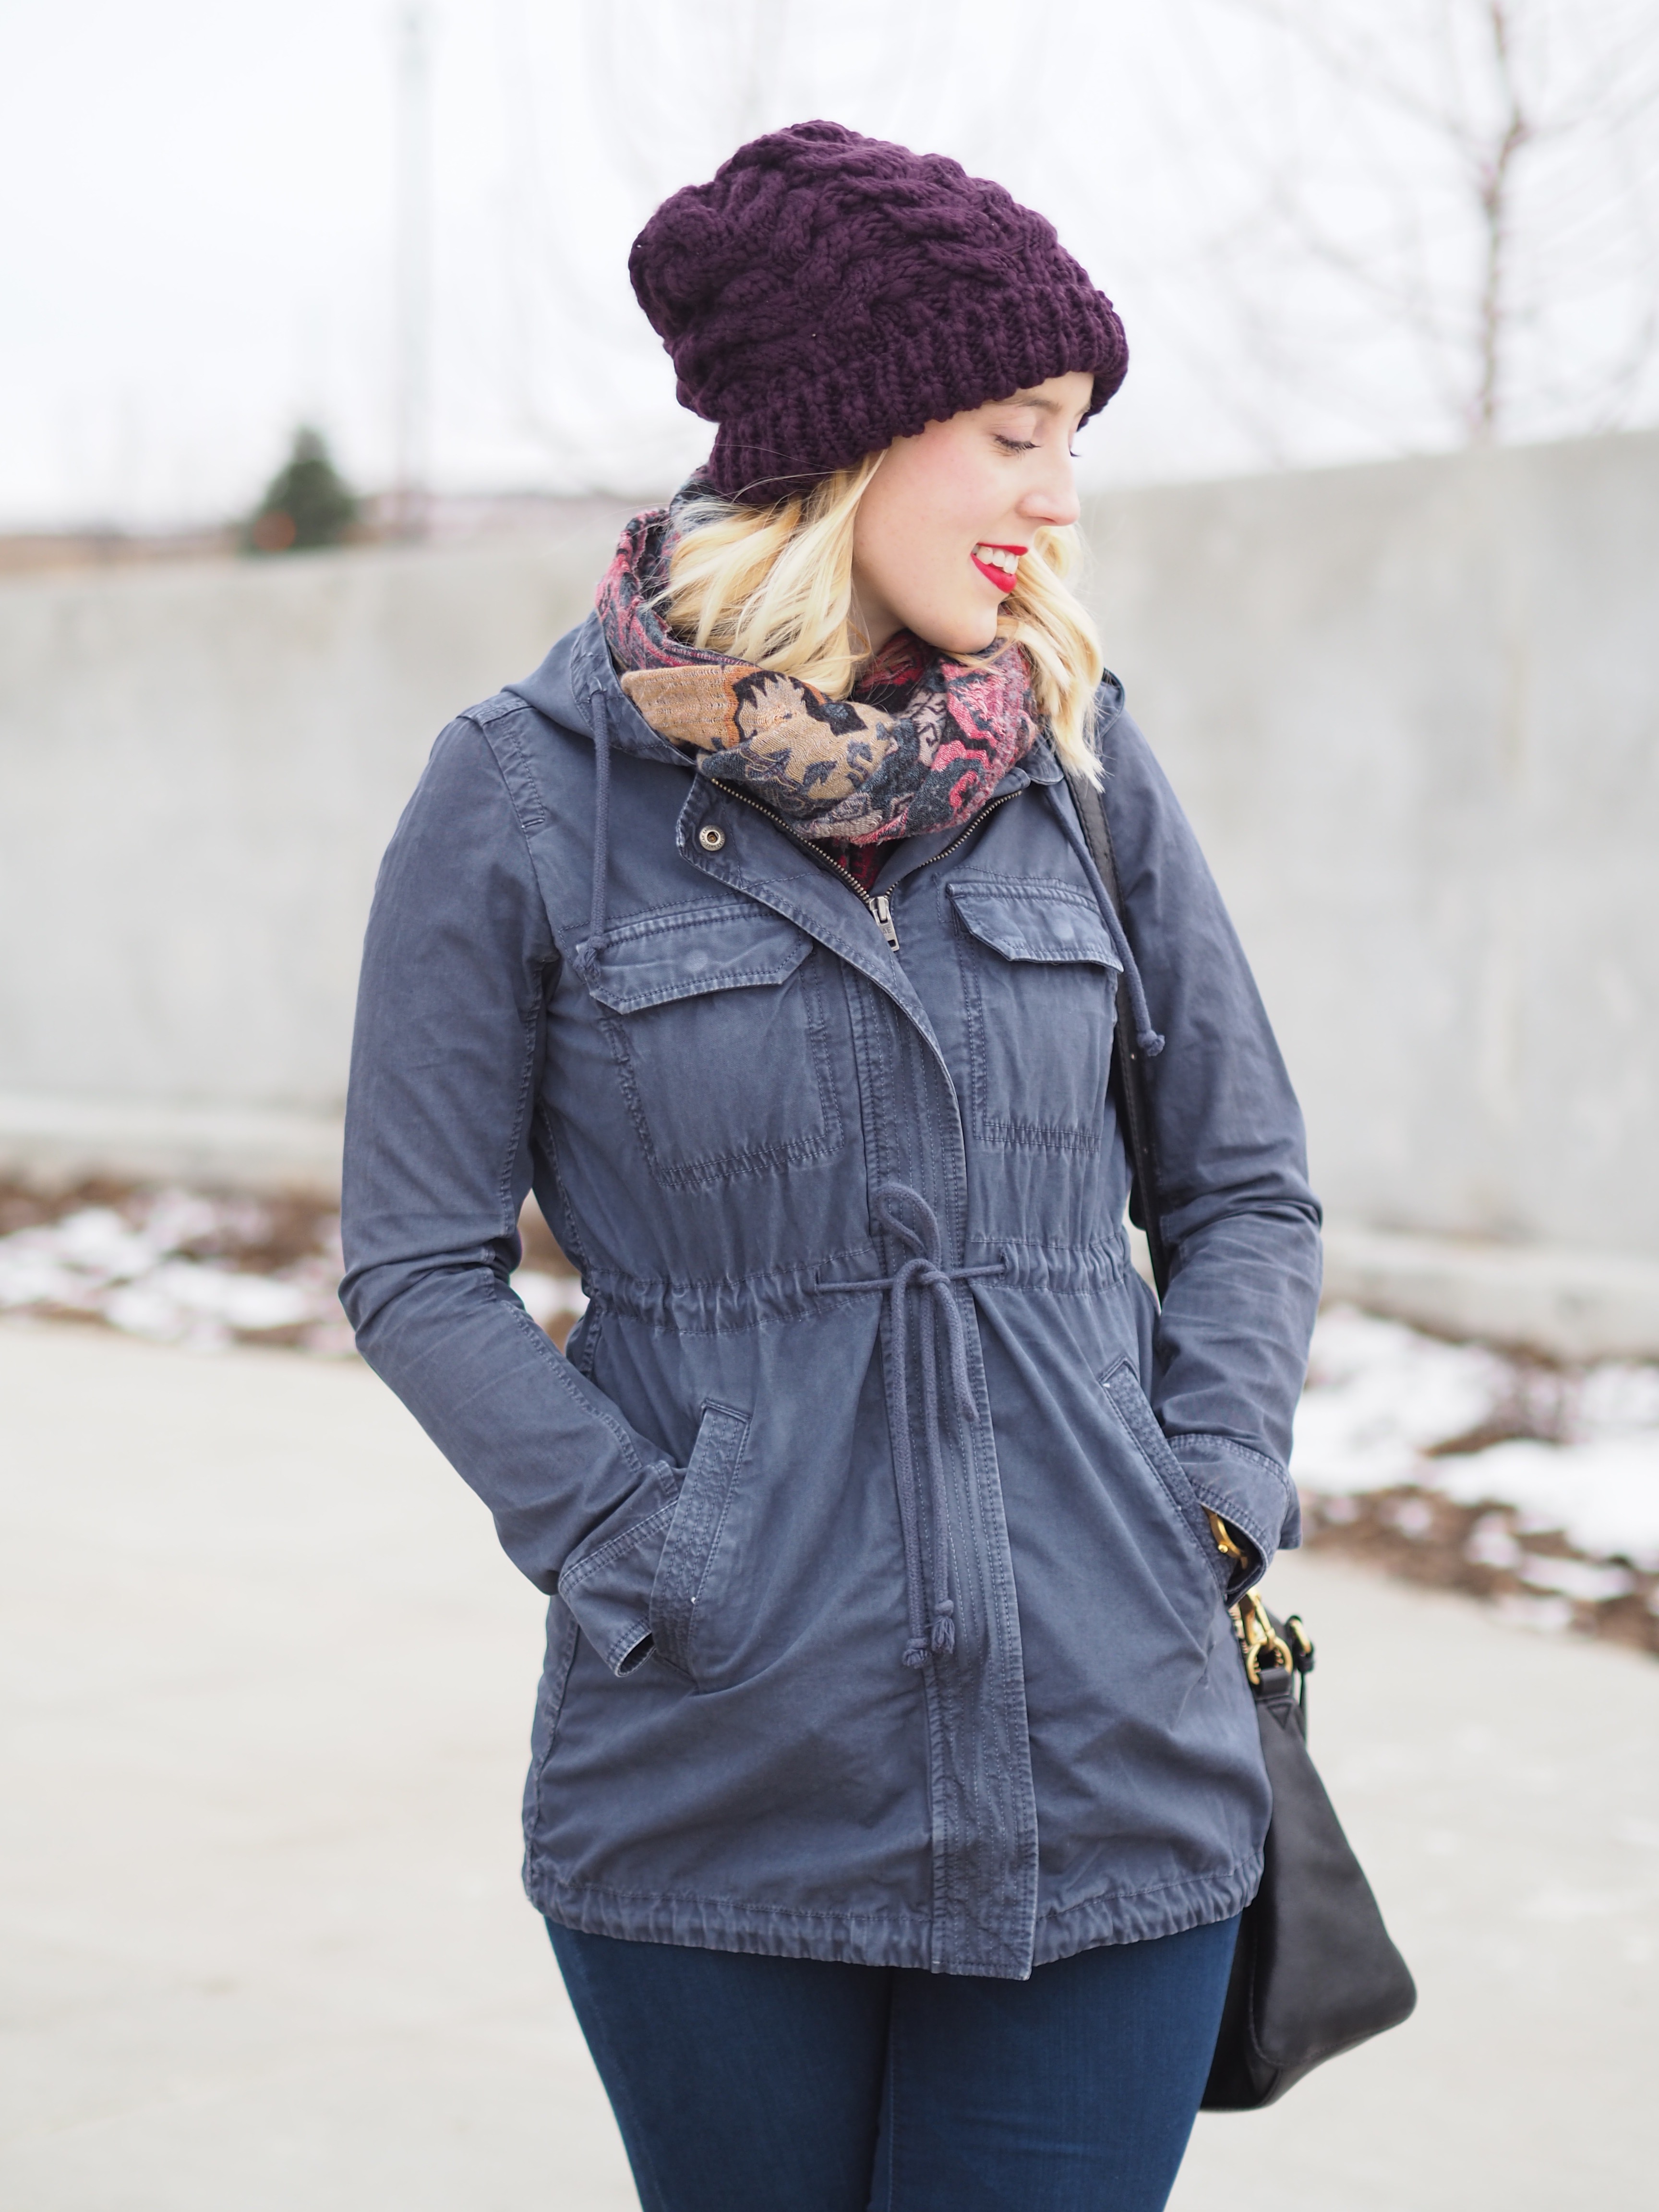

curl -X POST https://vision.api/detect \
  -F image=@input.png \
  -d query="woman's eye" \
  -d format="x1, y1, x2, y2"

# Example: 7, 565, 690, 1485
993, 434, 1039, 454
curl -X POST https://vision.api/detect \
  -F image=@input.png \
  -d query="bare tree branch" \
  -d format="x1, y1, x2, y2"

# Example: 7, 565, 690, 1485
1187, 0, 1659, 452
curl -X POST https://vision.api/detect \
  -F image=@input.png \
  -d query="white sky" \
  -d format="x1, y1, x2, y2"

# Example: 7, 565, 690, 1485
2, 0, 1654, 529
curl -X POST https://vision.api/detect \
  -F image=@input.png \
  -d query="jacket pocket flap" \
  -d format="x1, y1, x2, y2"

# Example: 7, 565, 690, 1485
584, 904, 815, 1014
949, 881, 1122, 970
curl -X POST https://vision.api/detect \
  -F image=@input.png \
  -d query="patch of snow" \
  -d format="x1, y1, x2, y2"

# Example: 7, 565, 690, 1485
1466, 1514, 1524, 1571
1433, 1435, 1659, 1571
1512, 1554, 1635, 1605
1291, 1308, 1510, 1491
1294, 1304, 1659, 1582
0, 1194, 344, 1353
0, 1190, 585, 1359
104, 1262, 314, 1344
1576, 1362, 1659, 1439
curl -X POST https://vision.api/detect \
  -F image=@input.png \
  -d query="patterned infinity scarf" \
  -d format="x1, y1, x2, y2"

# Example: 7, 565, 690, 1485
596, 480, 1043, 845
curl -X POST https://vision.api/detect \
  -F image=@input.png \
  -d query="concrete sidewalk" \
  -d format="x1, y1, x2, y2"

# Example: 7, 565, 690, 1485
3, 1322, 1656, 2210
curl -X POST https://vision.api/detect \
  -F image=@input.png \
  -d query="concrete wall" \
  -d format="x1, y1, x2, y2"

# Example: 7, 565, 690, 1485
0, 511, 629, 1146
1082, 431, 1659, 1258
1, 437, 1655, 1268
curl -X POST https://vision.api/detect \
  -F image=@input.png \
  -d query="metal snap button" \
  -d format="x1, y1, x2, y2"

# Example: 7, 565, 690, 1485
697, 824, 726, 852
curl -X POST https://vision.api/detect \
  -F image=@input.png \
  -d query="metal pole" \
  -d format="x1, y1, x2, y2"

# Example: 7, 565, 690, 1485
393, 4, 432, 538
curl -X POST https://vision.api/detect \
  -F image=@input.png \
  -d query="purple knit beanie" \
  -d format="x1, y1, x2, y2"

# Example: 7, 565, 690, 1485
629, 120, 1128, 504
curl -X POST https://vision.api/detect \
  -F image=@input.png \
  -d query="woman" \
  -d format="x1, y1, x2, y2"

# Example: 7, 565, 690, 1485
342, 121, 1321, 2212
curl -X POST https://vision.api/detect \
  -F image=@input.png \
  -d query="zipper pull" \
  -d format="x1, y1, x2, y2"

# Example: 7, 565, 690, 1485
868, 892, 900, 951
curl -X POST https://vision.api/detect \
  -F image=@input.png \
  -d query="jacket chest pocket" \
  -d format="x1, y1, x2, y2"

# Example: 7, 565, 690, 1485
948, 879, 1121, 1153
584, 903, 849, 1190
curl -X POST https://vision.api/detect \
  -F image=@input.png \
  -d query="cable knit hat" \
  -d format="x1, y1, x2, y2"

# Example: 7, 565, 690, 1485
629, 120, 1128, 504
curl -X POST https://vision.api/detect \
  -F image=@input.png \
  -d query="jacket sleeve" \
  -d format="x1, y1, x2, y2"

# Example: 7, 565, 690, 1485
1099, 701, 1322, 1583
339, 714, 675, 1675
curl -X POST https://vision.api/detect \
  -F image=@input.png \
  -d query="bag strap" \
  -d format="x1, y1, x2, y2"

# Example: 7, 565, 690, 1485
1062, 763, 1172, 1298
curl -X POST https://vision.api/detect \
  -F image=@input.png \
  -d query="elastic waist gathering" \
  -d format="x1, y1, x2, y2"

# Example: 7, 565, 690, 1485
575, 1234, 1135, 1335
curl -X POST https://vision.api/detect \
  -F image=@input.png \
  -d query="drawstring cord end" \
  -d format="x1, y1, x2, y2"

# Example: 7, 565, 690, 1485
929, 1601, 956, 1657
578, 697, 616, 987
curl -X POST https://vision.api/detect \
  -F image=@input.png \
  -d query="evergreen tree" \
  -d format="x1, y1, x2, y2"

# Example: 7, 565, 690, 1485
245, 427, 360, 553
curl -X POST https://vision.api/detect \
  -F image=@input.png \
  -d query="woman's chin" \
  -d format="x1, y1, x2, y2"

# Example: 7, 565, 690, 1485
909, 607, 1004, 658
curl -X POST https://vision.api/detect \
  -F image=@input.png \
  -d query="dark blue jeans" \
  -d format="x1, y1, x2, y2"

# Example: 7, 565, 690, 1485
548, 1914, 1238, 2212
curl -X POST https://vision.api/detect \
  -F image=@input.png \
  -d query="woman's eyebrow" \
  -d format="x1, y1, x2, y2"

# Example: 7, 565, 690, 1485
1006, 391, 1062, 412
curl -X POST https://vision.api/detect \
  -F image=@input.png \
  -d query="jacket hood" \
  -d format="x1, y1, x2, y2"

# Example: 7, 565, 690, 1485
508, 611, 688, 769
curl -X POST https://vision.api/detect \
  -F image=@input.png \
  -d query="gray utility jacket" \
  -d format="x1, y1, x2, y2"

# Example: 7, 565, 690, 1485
341, 611, 1322, 1981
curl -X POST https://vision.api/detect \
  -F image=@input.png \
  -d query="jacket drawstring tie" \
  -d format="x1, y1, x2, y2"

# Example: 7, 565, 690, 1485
812, 1183, 1004, 1668
574, 695, 616, 982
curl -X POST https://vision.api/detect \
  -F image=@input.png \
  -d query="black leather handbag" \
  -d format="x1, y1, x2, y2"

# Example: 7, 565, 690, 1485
1064, 761, 1418, 2110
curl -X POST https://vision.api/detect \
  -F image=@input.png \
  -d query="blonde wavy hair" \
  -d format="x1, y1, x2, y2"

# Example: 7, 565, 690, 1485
661, 455, 1105, 778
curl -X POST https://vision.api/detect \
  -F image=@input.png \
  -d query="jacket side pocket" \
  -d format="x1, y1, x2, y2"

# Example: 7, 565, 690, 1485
649, 1400, 752, 1683
1101, 1359, 1231, 1597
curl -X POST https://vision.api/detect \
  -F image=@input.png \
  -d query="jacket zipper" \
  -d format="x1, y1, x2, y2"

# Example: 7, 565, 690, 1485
714, 784, 903, 948
710, 784, 1021, 955
903, 790, 1019, 882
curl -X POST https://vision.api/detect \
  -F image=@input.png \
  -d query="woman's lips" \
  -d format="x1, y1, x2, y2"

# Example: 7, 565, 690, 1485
971, 542, 1026, 594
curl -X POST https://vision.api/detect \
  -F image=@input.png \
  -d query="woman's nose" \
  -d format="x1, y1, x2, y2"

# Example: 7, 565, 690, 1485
1019, 449, 1081, 530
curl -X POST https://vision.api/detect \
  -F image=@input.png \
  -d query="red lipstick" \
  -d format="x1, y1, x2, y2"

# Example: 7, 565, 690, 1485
971, 542, 1027, 595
